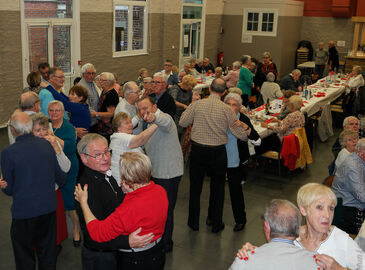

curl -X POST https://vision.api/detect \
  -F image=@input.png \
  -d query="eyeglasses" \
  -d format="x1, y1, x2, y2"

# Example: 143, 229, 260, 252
85, 72, 96, 75
49, 109, 63, 113
84, 149, 111, 161
263, 57, 270, 59
164, 64, 172, 67
151, 81, 163, 84
54, 75, 65, 79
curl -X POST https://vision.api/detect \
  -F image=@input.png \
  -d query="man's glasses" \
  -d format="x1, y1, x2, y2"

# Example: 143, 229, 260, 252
84, 149, 111, 161
54, 75, 65, 79
151, 81, 163, 84
86, 72, 96, 75
49, 109, 63, 113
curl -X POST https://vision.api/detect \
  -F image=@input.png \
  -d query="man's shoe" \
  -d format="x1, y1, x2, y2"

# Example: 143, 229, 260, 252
212, 223, 225, 233
233, 223, 245, 232
188, 222, 199, 231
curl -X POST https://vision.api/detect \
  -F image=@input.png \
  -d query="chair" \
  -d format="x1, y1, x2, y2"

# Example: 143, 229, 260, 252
294, 127, 313, 169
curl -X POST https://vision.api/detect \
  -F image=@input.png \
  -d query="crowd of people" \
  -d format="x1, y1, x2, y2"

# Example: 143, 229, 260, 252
1, 44, 365, 270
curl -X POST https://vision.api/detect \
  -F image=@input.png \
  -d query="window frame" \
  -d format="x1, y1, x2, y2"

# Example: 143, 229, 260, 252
113, 0, 149, 58
242, 8, 278, 37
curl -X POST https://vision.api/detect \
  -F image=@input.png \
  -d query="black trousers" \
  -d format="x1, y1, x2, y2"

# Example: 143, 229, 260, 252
343, 206, 365, 235
188, 143, 227, 230
227, 166, 247, 224
82, 246, 117, 270
117, 241, 165, 270
152, 176, 181, 251
11, 211, 57, 270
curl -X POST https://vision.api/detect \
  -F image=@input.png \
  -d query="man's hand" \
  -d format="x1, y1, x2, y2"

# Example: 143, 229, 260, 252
0, 178, 8, 189
232, 119, 249, 130
128, 227, 155, 248
143, 112, 156, 123
75, 127, 88, 139
90, 111, 97, 118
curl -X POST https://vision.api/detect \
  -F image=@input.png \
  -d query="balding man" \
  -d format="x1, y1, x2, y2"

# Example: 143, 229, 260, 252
8, 92, 41, 144
179, 78, 249, 233
279, 69, 302, 91
1, 111, 66, 270
230, 200, 318, 269
328, 41, 339, 72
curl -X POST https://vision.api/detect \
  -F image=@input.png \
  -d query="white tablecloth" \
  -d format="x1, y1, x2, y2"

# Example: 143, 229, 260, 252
298, 61, 315, 69
193, 77, 214, 92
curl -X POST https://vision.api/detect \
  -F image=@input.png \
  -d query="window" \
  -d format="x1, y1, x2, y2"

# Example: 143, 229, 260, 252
113, 0, 148, 57
242, 9, 278, 37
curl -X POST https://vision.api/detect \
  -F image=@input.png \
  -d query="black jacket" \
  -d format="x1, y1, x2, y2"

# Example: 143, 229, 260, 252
151, 91, 176, 119
237, 113, 260, 164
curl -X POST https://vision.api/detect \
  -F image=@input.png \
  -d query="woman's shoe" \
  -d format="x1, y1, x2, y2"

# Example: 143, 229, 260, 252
73, 234, 81, 247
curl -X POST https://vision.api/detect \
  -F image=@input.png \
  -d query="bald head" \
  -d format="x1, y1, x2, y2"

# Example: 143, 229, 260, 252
19, 92, 40, 112
210, 78, 227, 94
328, 41, 335, 48
10, 111, 33, 137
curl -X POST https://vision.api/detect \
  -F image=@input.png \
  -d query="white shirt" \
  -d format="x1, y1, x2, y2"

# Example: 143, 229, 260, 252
335, 148, 350, 170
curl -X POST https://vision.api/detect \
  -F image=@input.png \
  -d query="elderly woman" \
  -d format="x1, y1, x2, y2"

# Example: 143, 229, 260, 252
48, 100, 81, 247
110, 112, 158, 185
224, 93, 260, 231
238, 183, 365, 269
30, 112, 70, 248
260, 72, 283, 103
345, 65, 364, 95
75, 152, 168, 270
215, 67, 224, 79
224, 61, 241, 89
23, 71, 48, 93
169, 74, 197, 137
335, 129, 358, 170
136, 68, 148, 90
194, 58, 203, 74
262, 95, 304, 139
332, 138, 365, 236
237, 55, 254, 106
254, 52, 278, 91
91, 72, 119, 142
277, 90, 297, 120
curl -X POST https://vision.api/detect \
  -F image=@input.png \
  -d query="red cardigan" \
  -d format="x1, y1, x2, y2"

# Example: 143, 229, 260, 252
87, 181, 168, 243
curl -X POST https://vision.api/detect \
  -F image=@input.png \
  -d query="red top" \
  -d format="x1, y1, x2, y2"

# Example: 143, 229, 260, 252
280, 133, 300, 171
87, 181, 168, 243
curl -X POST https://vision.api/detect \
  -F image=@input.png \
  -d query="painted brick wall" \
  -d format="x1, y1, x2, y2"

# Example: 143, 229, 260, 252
204, 14, 223, 67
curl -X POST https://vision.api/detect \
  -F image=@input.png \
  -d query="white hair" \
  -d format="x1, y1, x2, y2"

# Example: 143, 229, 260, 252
153, 72, 167, 82
232, 61, 241, 69
266, 72, 275, 82
143, 77, 152, 82
10, 111, 33, 135
100, 72, 115, 87
47, 100, 64, 112
343, 116, 358, 128
224, 92, 242, 106
81, 63, 96, 74
356, 138, 365, 152
123, 81, 138, 97
292, 69, 301, 76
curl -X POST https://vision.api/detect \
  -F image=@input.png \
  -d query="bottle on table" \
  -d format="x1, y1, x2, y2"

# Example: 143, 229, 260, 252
265, 98, 270, 115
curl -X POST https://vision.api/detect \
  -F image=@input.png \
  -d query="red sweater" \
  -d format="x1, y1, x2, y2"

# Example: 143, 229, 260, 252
87, 181, 168, 243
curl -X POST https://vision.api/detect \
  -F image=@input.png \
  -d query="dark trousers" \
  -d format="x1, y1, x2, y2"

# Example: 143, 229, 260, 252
188, 143, 227, 230
227, 166, 247, 224
117, 241, 165, 270
241, 95, 249, 107
82, 246, 117, 270
11, 211, 57, 270
315, 64, 325, 79
343, 206, 365, 235
152, 176, 181, 251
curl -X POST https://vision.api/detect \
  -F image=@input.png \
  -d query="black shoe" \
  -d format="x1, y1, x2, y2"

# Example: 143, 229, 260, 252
212, 223, 225, 233
233, 223, 246, 232
56, 245, 62, 257
73, 234, 81, 247
187, 222, 199, 231
206, 217, 212, 227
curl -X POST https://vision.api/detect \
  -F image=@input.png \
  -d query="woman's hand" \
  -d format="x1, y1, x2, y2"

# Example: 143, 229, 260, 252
0, 178, 8, 189
75, 127, 88, 139
236, 242, 258, 260
44, 134, 62, 154
314, 254, 347, 270
74, 184, 88, 204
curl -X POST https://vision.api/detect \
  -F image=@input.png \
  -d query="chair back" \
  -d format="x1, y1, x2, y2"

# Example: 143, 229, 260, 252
294, 127, 312, 168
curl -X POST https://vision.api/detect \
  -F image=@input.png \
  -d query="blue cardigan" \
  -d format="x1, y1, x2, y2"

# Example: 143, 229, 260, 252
1, 134, 66, 219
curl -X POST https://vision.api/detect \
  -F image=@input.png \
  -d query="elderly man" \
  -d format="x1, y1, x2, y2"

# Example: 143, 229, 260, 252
8, 92, 41, 144
194, 58, 203, 73
328, 41, 340, 72
75, 134, 154, 269
332, 116, 361, 158
179, 78, 249, 233
260, 72, 283, 102
332, 138, 365, 235
150, 72, 176, 119
136, 96, 184, 252
114, 81, 140, 118
201, 57, 215, 74
279, 69, 302, 91
38, 62, 50, 82
78, 63, 101, 132
161, 59, 178, 87
142, 76, 153, 96
230, 199, 317, 270
1, 111, 66, 270
314, 42, 328, 79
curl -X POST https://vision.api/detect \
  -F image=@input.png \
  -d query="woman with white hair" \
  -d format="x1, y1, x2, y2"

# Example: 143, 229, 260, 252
344, 65, 364, 94
259, 72, 283, 103
223, 93, 260, 231
261, 95, 304, 139
224, 61, 241, 88
335, 129, 358, 170
237, 55, 254, 106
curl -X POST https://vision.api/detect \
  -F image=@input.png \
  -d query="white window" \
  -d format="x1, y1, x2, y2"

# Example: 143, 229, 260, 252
113, 0, 148, 57
242, 9, 278, 37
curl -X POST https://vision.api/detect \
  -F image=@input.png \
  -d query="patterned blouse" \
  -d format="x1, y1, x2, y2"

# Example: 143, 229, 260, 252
273, 110, 304, 138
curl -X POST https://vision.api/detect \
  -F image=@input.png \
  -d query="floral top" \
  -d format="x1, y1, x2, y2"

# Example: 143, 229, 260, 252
273, 110, 304, 138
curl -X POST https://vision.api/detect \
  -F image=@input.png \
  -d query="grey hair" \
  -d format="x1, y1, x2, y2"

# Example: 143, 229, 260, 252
77, 133, 107, 155
215, 67, 223, 73
241, 55, 251, 65
189, 58, 196, 64
288, 95, 302, 111
81, 63, 96, 74
292, 69, 301, 76
100, 72, 115, 87
143, 77, 152, 83
264, 199, 302, 238
47, 100, 64, 112
203, 57, 210, 62
339, 130, 358, 148
210, 78, 226, 94
228, 87, 242, 96
123, 81, 138, 97
266, 72, 275, 82
196, 58, 203, 64
9, 111, 33, 135
153, 72, 167, 83
30, 112, 49, 128
224, 93, 242, 106
263, 51, 271, 58
232, 61, 241, 69
356, 138, 365, 152
19, 92, 40, 111
343, 116, 358, 128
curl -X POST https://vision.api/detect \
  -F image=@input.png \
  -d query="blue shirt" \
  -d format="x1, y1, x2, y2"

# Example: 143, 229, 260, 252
225, 113, 240, 168
88, 81, 99, 111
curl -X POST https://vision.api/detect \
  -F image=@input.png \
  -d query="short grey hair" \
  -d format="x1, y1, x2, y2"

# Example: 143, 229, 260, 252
196, 58, 203, 64
288, 95, 302, 111
9, 111, 33, 135
356, 138, 365, 152
228, 87, 242, 96
123, 81, 138, 97
241, 55, 251, 65
263, 51, 271, 58
210, 78, 226, 94
292, 69, 301, 76
266, 72, 275, 82
100, 72, 115, 87
224, 93, 242, 106
232, 61, 241, 69
343, 116, 358, 128
77, 133, 107, 155
30, 112, 49, 128
339, 130, 358, 148
143, 77, 152, 83
81, 63, 96, 74
153, 72, 167, 82
264, 199, 302, 238
19, 92, 40, 111
47, 100, 64, 112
